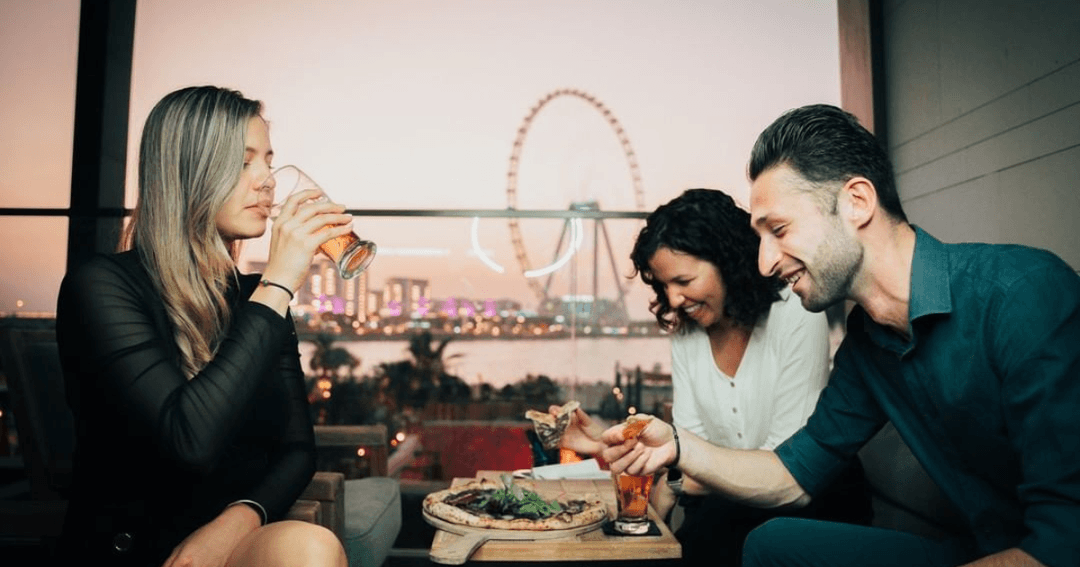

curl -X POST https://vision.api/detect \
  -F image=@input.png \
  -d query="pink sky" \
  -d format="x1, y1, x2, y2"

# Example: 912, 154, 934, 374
1, 0, 840, 316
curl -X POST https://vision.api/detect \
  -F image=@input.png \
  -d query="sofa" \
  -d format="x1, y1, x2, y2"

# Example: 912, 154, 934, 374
858, 422, 968, 539
0, 319, 400, 567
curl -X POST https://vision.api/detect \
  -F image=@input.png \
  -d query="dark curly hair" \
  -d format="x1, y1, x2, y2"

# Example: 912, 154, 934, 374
630, 188, 784, 333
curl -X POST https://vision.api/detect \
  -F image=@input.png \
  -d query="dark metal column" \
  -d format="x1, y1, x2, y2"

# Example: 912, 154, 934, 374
67, 0, 136, 272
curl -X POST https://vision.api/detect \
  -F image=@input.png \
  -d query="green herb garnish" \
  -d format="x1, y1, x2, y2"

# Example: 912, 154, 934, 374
467, 474, 563, 519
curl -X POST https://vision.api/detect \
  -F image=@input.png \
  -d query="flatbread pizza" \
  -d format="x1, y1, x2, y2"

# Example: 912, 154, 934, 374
423, 474, 606, 531
524, 400, 580, 450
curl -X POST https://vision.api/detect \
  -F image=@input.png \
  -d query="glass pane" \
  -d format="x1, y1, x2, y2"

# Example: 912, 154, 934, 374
0, 217, 68, 316
128, 1, 840, 211
0, 0, 79, 209
237, 216, 670, 411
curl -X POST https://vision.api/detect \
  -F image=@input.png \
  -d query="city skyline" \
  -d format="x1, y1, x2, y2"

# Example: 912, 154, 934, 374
251, 256, 658, 343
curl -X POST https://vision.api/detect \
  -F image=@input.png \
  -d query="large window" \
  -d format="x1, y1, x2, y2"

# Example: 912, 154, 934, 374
2, 0, 840, 413
0, 0, 80, 316
130, 0, 840, 397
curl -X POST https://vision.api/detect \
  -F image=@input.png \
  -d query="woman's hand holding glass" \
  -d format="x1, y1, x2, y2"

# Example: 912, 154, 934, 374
270, 165, 376, 280
258, 188, 354, 306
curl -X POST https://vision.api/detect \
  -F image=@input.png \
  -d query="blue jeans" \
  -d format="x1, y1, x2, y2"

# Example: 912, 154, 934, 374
742, 518, 980, 567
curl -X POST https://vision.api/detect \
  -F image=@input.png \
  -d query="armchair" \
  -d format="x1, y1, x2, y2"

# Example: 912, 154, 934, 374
0, 320, 71, 547
0, 320, 357, 553
308, 425, 402, 567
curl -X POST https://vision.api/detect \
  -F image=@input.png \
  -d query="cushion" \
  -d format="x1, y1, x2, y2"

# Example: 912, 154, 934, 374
858, 423, 967, 538
343, 477, 402, 567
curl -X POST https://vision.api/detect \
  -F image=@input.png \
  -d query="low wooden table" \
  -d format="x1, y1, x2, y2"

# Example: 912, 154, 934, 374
428, 470, 681, 564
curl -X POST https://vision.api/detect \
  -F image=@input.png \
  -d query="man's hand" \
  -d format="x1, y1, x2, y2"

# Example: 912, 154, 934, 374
600, 417, 677, 476
552, 406, 605, 456
161, 504, 260, 567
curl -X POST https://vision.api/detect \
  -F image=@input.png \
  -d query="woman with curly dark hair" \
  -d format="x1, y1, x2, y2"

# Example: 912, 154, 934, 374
556, 189, 869, 566
631, 188, 787, 334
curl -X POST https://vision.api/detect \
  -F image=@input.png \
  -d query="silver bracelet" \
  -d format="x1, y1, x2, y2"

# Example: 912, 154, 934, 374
229, 499, 267, 525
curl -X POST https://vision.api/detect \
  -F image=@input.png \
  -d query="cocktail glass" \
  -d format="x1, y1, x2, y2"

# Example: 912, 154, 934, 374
271, 165, 376, 279
611, 470, 654, 534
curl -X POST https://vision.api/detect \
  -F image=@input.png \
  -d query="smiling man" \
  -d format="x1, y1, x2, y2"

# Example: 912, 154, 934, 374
599, 104, 1079, 567
743, 103, 1080, 567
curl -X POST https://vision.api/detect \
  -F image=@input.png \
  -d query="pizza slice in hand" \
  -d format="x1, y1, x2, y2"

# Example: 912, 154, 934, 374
525, 400, 581, 450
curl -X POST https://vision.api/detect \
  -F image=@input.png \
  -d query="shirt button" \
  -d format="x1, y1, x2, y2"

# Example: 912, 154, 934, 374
113, 532, 134, 552
732, 407, 738, 413
737, 433, 743, 439
730, 382, 735, 388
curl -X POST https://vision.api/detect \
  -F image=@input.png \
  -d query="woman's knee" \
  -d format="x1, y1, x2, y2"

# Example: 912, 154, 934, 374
229, 521, 346, 567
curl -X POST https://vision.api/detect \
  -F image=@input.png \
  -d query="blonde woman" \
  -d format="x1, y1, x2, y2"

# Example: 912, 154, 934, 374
56, 86, 351, 566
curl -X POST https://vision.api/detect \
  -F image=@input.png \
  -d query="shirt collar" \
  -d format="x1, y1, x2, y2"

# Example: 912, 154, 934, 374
858, 226, 951, 354
908, 226, 953, 321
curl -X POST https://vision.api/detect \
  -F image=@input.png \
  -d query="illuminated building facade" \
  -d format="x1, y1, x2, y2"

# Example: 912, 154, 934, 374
382, 277, 430, 318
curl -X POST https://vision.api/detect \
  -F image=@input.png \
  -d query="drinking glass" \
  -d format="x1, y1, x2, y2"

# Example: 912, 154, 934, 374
611, 470, 654, 534
271, 165, 376, 279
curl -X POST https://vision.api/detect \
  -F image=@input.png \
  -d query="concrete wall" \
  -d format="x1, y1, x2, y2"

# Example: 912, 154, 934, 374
881, 0, 1080, 270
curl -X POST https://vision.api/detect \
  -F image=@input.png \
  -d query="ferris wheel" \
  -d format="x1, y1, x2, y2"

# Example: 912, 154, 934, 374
503, 88, 648, 313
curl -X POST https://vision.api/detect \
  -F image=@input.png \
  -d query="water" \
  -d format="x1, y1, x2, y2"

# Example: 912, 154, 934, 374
298, 336, 672, 389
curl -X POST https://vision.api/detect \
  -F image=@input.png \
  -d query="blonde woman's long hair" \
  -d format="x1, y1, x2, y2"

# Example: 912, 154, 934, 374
122, 86, 263, 378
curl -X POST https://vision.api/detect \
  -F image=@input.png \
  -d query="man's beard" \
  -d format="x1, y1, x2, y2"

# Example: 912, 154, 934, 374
799, 228, 862, 313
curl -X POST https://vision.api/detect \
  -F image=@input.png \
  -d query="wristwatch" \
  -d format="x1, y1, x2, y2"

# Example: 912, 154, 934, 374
665, 467, 684, 495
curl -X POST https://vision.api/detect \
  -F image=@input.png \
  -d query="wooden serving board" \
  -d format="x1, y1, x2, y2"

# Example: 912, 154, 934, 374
423, 510, 606, 565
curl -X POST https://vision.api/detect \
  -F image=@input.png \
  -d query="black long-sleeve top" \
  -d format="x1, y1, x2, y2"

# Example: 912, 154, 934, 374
55, 250, 316, 565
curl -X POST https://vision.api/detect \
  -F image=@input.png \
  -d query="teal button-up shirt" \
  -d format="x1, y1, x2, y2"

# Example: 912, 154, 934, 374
775, 228, 1080, 566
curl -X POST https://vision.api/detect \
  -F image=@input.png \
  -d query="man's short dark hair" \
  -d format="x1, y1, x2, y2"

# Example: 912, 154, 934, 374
748, 104, 907, 223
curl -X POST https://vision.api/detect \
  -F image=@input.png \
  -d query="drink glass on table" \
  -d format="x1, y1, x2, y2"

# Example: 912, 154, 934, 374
271, 165, 376, 279
610, 415, 656, 534
612, 470, 654, 534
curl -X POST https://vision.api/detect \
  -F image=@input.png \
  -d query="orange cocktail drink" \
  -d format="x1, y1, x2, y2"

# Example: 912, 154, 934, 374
611, 415, 655, 534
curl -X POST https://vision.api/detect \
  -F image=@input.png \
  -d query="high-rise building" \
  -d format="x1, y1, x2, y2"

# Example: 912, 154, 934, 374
367, 288, 384, 318
382, 277, 429, 317
245, 258, 371, 325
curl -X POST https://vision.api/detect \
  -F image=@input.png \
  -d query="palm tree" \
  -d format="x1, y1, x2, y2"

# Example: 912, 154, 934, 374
305, 332, 361, 423
380, 331, 471, 409
309, 332, 360, 378
407, 330, 461, 383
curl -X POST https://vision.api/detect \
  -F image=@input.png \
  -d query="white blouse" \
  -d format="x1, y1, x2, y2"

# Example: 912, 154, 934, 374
670, 288, 830, 450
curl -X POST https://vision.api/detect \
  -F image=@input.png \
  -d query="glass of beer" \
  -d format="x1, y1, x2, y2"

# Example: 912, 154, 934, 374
611, 470, 654, 534
271, 165, 376, 279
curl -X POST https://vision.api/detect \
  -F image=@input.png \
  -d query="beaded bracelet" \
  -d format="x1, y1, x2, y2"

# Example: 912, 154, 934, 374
259, 279, 294, 301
